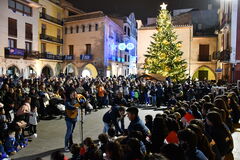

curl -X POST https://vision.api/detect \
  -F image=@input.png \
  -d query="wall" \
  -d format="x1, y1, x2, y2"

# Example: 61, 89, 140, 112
191, 36, 217, 62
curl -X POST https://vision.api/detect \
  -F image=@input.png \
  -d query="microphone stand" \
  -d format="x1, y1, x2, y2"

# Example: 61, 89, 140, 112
80, 106, 84, 144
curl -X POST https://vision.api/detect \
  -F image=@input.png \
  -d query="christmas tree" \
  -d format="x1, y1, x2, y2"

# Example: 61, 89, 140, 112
144, 3, 187, 82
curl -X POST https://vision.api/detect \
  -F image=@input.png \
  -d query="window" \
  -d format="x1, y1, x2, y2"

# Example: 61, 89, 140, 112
8, 18, 17, 37
69, 45, 74, 55
41, 43, 46, 53
16, 2, 23, 11
57, 29, 61, 39
8, 38, 17, 48
127, 27, 130, 36
8, 0, 32, 16
89, 24, 92, 32
42, 7, 46, 14
128, 55, 130, 62
86, 44, 91, 54
8, 0, 15, 8
70, 26, 73, 34
24, 6, 31, 16
198, 24, 202, 30
65, 27, 68, 34
199, 44, 210, 61
57, 46, 61, 54
82, 25, 85, 32
25, 23, 32, 40
41, 24, 46, 34
25, 42, 32, 53
76, 26, 79, 33
95, 24, 98, 31
125, 55, 127, 62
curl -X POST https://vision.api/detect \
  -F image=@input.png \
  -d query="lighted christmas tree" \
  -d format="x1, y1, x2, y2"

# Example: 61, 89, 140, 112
144, 3, 187, 82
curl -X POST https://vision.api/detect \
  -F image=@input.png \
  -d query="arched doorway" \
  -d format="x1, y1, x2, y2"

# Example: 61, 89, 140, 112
7, 65, 20, 77
81, 64, 98, 78
42, 66, 53, 78
192, 66, 216, 81
27, 66, 36, 78
65, 63, 76, 76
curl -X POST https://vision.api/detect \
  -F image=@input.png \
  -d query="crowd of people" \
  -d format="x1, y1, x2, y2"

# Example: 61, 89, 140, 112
0, 75, 239, 160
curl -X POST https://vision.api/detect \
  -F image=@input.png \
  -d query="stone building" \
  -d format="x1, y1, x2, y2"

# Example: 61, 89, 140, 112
63, 11, 137, 77
0, 0, 81, 78
0, 0, 41, 78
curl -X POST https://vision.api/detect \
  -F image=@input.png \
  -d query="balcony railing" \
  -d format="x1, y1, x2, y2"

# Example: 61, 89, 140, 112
40, 13, 63, 26
24, 51, 39, 59
39, 52, 63, 60
40, 34, 63, 44
212, 50, 230, 62
198, 55, 211, 61
5, 47, 39, 59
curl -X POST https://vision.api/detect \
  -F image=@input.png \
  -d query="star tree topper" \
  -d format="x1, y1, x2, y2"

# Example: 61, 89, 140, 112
160, 2, 167, 10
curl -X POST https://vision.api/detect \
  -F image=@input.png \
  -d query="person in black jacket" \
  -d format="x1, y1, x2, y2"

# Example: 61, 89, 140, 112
102, 106, 125, 134
127, 107, 150, 137
206, 111, 234, 159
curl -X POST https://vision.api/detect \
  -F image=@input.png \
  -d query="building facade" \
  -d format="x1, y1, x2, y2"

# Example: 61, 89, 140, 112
216, 0, 240, 82
0, 0, 82, 78
0, 0, 41, 78
137, 23, 218, 81
63, 11, 137, 77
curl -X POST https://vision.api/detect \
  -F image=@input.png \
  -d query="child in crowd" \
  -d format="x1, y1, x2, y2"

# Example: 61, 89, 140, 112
0, 140, 9, 160
15, 127, 28, 149
70, 144, 81, 160
4, 130, 17, 155
29, 105, 38, 138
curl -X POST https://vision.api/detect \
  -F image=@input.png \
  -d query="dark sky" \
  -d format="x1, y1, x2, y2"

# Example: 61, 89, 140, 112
67, 0, 218, 22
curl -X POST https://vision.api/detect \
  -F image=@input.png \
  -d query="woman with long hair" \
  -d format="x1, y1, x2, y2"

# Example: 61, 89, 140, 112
206, 111, 233, 159
151, 117, 168, 153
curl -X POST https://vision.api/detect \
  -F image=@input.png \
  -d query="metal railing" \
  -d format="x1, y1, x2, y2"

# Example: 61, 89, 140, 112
40, 13, 63, 26
212, 50, 230, 62
40, 34, 63, 44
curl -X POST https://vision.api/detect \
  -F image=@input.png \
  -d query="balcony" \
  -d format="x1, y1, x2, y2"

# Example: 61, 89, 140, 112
39, 52, 63, 60
80, 54, 93, 60
5, 47, 39, 59
212, 50, 230, 62
24, 51, 39, 59
198, 55, 211, 61
63, 55, 74, 60
40, 13, 63, 26
40, 34, 63, 44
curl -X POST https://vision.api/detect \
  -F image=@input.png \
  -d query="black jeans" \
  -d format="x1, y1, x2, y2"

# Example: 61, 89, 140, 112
29, 124, 37, 134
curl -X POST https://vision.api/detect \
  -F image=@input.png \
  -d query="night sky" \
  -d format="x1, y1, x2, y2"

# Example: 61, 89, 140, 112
67, 0, 217, 22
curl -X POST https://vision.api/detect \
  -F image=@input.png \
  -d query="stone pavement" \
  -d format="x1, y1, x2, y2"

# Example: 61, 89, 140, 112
11, 108, 240, 160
